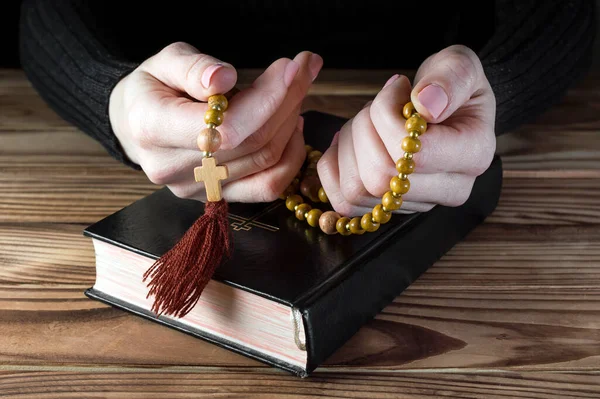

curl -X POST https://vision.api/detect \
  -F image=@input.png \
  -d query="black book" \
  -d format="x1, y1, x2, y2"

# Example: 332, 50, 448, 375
83, 111, 503, 377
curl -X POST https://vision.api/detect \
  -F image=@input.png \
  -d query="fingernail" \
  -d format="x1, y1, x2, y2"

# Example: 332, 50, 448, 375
383, 74, 400, 88
418, 84, 448, 119
201, 63, 224, 89
284, 60, 300, 87
309, 53, 323, 81
331, 131, 340, 146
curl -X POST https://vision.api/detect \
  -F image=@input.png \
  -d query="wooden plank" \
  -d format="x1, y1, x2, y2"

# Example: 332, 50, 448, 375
1, 369, 599, 399
2, 223, 599, 288
1, 274, 599, 370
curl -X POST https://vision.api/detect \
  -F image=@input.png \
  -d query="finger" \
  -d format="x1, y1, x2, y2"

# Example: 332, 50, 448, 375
140, 41, 237, 100
337, 117, 381, 208
370, 75, 495, 176
401, 172, 476, 208
220, 117, 306, 202
220, 51, 322, 150
410, 44, 492, 123
214, 104, 301, 181
352, 105, 396, 197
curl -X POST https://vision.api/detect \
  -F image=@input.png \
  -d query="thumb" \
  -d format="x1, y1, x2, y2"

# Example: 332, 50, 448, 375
410, 45, 486, 123
140, 41, 237, 100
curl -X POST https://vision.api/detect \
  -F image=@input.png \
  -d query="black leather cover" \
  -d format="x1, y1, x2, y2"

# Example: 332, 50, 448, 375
83, 110, 503, 377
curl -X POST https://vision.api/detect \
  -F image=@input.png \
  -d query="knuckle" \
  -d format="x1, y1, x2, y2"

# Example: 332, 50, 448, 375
244, 127, 271, 153
340, 174, 366, 203
162, 41, 193, 56
128, 102, 154, 148
470, 132, 496, 176
445, 175, 474, 207
168, 184, 197, 200
251, 140, 281, 171
442, 47, 481, 92
259, 177, 284, 203
143, 163, 172, 186
257, 91, 280, 120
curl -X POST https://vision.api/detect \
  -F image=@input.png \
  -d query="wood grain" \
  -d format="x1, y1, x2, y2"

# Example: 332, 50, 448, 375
1, 370, 599, 398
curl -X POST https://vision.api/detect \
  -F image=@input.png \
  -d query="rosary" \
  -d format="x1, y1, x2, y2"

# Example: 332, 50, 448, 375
144, 93, 428, 317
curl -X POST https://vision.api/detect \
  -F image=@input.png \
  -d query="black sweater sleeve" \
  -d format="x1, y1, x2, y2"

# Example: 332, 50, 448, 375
19, 0, 142, 169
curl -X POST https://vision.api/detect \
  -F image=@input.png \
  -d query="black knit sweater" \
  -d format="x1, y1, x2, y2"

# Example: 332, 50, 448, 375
19, 0, 596, 170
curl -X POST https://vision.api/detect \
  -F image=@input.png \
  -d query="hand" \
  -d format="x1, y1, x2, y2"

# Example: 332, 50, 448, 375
109, 42, 323, 202
317, 45, 496, 216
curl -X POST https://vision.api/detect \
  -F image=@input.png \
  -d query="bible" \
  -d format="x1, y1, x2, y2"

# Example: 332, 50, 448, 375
83, 110, 503, 377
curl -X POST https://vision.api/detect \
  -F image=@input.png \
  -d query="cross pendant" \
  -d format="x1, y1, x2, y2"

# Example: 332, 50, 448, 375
194, 157, 229, 202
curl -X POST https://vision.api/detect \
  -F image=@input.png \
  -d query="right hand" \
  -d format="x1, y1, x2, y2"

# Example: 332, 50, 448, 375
109, 42, 323, 202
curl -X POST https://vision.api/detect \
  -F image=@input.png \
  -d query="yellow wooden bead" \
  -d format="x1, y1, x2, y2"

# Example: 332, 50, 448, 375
336, 217, 352, 236
403, 102, 416, 119
372, 204, 391, 224
361, 213, 380, 232
197, 127, 222, 153
396, 158, 415, 175
204, 108, 223, 126
390, 176, 410, 195
295, 203, 311, 221
318, 187, 328, 203
308, 150, 322, 164
306, 209, 323, 228
382, 191, 402, 210
285, 194, 303, 211
208, 94, 228, 111
348, 217, 365, 235
405, 115, 427, 134
401, 136, 422, 153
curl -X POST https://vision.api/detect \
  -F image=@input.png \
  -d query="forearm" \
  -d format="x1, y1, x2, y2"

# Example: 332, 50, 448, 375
19, 0, 141, 169
480, 0, 595, 135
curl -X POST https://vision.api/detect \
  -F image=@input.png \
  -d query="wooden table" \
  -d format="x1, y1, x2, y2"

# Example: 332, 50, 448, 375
1, 68, 599, 398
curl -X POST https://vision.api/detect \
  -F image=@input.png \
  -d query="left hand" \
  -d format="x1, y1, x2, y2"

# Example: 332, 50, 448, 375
317, 44, 497, 216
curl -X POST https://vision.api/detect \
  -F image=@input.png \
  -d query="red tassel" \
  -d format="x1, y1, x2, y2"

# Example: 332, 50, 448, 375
143, 199, 232, 318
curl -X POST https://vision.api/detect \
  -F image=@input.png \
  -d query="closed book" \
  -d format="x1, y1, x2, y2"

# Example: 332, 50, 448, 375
83, 110, 503, 378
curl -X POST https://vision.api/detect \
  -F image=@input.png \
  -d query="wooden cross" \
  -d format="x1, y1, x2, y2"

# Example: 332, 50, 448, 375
194, 157, 229, 202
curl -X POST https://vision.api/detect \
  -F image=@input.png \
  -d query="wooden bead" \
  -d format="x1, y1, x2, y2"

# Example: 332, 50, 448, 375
285, 194, 303, 211
336, 217, 352, 236
403, 102, 416, 119
372, 204, 391, 224
308, 150, 322, 164
348, 217, 365, 235
204, 109, 223, 126
318, 187, 328, 203
382, 191, 402, 210
319, 211, 340, 235
405, 115, 427, 134
305, 145, 314, 155
208, 94, 228, 111
306, 209, 323, 228
401, 136, 422, 153
390, 176, 410, 195
300, 176, 321, 202
295, 203, 311, 221
396, 158, 415, 175
361, 213, 380, 232
197, 127, 222, 153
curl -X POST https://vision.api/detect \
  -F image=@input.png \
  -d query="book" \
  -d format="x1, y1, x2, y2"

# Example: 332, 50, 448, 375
83, 110, 503, 378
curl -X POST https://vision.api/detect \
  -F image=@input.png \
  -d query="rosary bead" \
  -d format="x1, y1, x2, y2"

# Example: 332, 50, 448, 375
208, 94, 228, 111
300, 175, 321, 202
382, 191, 402, 210
295, 203, 312, 221
402, 102, 416, 119
307, 150, 323, 164
197, 127, 222, 153
405, 115, 427, 134
372, 204, 392, 224
305, 145, 314, 154
319, 211, 340, 235
285, 194, 303, 211
306, 209, 323, 228
336, 217, 352, 236
361, 213, 380, 232
318, 187, 328, 203
204, 109, 223, 126
396, 158, 415, 175
401, 136, 422, 153
348, 217, 365, 235
390, 176, 410, 195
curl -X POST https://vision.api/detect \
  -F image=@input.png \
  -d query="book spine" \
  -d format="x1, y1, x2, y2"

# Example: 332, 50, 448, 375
299, 157, 503, 374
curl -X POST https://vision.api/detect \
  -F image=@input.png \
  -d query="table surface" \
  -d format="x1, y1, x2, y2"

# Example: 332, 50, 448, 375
1, 68, 600, 398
